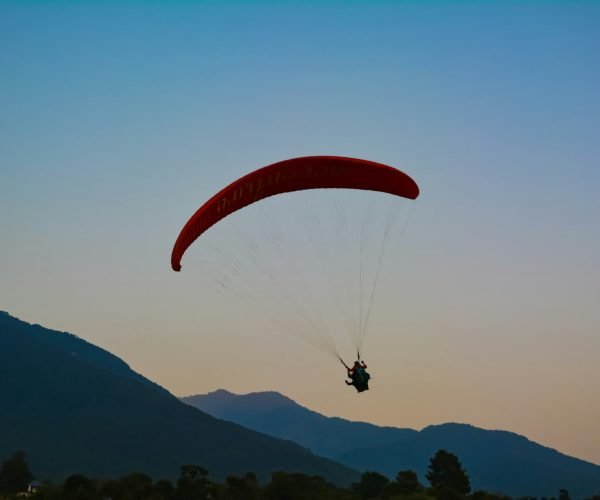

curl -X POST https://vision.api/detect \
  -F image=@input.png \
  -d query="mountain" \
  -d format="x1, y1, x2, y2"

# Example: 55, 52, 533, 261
182, 389, 417, 458
0, 312, 358, 484
183, 389, 600, 498
340, 423, 600, 499
0, 311, 170, 397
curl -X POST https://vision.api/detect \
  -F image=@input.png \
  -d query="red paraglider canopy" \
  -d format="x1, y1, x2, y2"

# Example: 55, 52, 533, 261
171, 156, 419, 271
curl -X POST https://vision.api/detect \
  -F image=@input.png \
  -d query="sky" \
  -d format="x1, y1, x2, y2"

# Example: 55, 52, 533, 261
2, 1, 600, 465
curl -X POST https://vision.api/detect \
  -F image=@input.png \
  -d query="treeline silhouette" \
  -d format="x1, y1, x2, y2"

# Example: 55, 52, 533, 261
1, 450, 595, 500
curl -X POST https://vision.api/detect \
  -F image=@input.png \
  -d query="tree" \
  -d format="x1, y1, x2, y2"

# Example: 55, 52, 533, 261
426, 450, 470, 495
223, 472, 261, 500
153, 479, 175, 500
353, 471, 390, 499
63, 474, 96, 500
100, 473, 153, 500
559, 490, 571, 500
396, 470, 421, 495
264, 471, 345, 500
473, 492, 511, 500
381, 470, 422, 499
0, 451, 33, 494
176, 465, 211, 499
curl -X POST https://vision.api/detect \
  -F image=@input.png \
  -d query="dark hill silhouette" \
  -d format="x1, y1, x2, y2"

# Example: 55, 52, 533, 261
183, 389, 600, 498
1, 311, 169, 397
0, 312, 358, 484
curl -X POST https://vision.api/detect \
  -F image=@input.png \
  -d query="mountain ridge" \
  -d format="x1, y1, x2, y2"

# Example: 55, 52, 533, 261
183, 389, 600, 498
0, 311, 358, 484
0, 310, 170, 397
182, 389, 419, 458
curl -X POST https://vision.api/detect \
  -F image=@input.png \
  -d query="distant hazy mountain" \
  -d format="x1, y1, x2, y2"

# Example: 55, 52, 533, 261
340, 423, 600, 499
182, 389, 417, 458
183, 389, 600, 498
0, 312, 358, 484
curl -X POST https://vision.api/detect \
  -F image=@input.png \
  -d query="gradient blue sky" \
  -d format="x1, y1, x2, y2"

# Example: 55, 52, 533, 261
2, 1, 600, 464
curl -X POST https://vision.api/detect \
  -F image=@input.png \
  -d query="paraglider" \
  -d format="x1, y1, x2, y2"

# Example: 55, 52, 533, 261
171, 156, 419, 272
171, 156, 420, 391
345, 360, 370, 393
